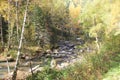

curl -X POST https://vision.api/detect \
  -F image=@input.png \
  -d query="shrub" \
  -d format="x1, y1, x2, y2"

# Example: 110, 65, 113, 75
27, 68, 63, 80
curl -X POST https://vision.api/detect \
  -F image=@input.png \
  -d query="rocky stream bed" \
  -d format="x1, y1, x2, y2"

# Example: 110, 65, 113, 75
0, 39, 93, 79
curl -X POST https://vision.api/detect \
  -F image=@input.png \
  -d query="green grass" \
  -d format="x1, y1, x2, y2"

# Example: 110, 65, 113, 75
103, 53, 120, 80
103, 65, 120, 80
27, 52, 120, 80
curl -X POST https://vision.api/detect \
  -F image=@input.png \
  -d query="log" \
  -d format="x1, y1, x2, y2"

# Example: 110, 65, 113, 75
28, 65, 44, 73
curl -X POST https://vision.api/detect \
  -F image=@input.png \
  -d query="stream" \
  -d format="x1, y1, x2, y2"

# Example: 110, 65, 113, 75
0, 62, 14, 79
0, 60, 42, 79
0, 39, 91, 79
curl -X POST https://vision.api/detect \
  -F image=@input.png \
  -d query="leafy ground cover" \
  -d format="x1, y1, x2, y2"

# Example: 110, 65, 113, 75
103, 64, 120, 80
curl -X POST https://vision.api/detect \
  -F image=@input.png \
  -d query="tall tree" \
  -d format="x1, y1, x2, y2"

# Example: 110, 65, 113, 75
12, 0, 29, 80
7, 0, 12, 50
0, 15, 3, 46
15, 0, 19, 43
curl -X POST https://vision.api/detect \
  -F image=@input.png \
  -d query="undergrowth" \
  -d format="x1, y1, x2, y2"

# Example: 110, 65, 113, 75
27, 35, 120, 80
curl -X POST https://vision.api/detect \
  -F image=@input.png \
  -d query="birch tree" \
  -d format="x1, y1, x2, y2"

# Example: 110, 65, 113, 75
15, 0, 19, 43
7, 0, 11, 49
12, 0, 29, 80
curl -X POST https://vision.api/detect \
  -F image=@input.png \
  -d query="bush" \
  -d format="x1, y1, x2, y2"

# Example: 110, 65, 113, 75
9, 50, 17, 58
62, 34, 120, 80
27, 68, 63, 80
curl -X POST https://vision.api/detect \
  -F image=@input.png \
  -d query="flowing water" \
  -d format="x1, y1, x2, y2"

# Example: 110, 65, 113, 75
0, 40, 88, 79
0, 62, 14, 79
0, 61, 42, 79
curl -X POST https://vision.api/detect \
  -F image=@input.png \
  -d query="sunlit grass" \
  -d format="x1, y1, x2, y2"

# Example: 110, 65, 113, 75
103, 65, 120, 80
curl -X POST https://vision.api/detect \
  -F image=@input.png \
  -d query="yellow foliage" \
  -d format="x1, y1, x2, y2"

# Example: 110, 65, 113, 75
89, 23, 102, 37
0, 0, 8, 12
0, 0, 8, 19
106, 0, 120, 36
68, 1, 81, 28
0, 0, 15, 21
69, 2, 81, 19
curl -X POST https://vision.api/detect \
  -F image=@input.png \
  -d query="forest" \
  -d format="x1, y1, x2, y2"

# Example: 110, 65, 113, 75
0, 0, 120, 80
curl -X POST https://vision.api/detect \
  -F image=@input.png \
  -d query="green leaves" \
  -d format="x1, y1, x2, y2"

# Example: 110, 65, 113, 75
89, 23, 105, 38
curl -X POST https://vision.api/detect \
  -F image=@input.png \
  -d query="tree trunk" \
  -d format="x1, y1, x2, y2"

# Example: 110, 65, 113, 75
0, 15, 4, 46
93, 16, 100, 51
29, 59, 34, 76
12, 0, 29, 80
16, 0, 19, 43
95, 37, 100, 51
6, 58, 10, 74
7, 0, 12, 50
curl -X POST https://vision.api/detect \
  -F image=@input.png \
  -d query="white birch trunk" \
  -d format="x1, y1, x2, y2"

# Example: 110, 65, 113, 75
7, 0, 11, 49
12, 0, 29, 80
95, 37, 100, 51
6, 58, 10, 74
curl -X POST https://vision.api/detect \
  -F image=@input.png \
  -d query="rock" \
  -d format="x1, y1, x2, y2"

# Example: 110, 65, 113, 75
68, 48, 74, 51
0, 66, 2, 68
36, 50, 41, 53
25, 56, 30, 60
80, 49, 84, 53
60, 51, 66, 53
57, 62, 69, 69
7, 56, 14, 62
59, 51, 73, 55
64, 41, 70, 45
61, 62, 69, 67
50, 58, 57, 68
7, 54, 10, 57
51, 54, 63, 58
86, 47, 92, 53
76, 38, 81, 41
66, 43, 75, 47
59, 46, 67, 51
53, 49, 58, 54
46, 49, 52, 54
20, 54, 26, 59
22, 62, 30, 66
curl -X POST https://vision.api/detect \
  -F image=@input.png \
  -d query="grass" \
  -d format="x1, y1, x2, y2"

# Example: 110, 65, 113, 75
26, 51, 113, 80
26, 50, 119, 80
103, 53, 120, 80
103, 64, 120, 80
26, 35, 120, 80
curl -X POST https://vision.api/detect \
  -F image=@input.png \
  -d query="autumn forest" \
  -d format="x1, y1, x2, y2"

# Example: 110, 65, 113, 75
0, 0, 120, 80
